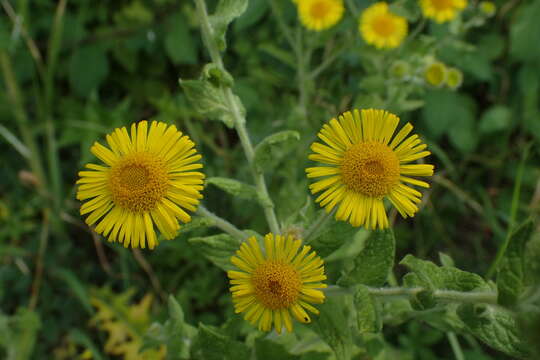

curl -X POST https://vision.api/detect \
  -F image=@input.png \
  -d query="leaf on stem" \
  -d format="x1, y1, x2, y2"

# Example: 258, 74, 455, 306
497, 219, 534, 306
338, 229, 395, 287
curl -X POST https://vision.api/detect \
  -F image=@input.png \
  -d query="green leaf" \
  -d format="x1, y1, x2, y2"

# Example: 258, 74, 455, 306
311, 296, 353, 360
206, 177, 258, 201
53, 268, 94, 315
234, 0, 269, 32
510, 1, 540, 62
143, 296, 196, 359
0, 308, 41, 360
438, 252, 455, 267
254, 130, 300, 172
179, 216, 216, 233
338, 229, 395, 287
401, 255, 490, 309
68, 45, 109, 97
310, 218, 360, 259
254, 338, 299, 360
457, 304, 530, 359
70, 329, 105, 360
165, 12, 197, 65
191, 323, 249, 360
189, 234, 241, 271
497, 219, 534, 306
354, 285, 382, 334
479, 106, 512, 134
180, 78, 240, 128
209, 0, 248, 51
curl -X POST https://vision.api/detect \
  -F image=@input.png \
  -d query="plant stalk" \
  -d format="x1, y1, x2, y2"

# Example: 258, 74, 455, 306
193, 0, 280, 234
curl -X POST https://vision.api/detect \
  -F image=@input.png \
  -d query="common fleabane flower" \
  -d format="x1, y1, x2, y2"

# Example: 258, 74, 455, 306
419, 0, 467, 23
228, 233, 326, 333
298, 0, 344, 31
359, 2, 408, 49
76, 121, 204, 249
424, 61, 448, 87
306, 109, 434, 229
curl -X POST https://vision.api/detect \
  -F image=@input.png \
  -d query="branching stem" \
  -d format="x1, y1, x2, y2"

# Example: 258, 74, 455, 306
193, 0, 280, 234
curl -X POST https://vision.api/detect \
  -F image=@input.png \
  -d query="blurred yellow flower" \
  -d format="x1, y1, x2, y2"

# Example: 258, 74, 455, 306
424, 61, 448, 87
359, 2, 408, 49
77, 121, 204, 249
298, 0, 344, 31
446, 67, 464, 89
479, 1, 496, 17
419, 0, 467, 23
306, 109, 434, 229
228, 233, 326, 333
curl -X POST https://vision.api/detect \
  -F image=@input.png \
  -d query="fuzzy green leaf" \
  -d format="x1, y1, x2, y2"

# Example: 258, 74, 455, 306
254, 130, 300, 172
354, 285, 382, 334
254, 338, 299, 360
189, 234, 240, 271
206, 177, 258, 201
191, 323, 249, 360
310, 218, 360, 259
457, 304, 530, 359
311, 296, 353, 360
497, 219, 534, 306
338, 229, 395, 287
180, 79, 236, 128
209, 0, 248, 51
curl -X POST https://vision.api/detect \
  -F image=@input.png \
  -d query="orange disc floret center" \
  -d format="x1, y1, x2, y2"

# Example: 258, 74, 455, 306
373, 15, 396, 37
109, 152, 169, 212
341, 141, 400, 197
430, 0, 454, 10
251, 261, 302, 310
310, 1, 330, 19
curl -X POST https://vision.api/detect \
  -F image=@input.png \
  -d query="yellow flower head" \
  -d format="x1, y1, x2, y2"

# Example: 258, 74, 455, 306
424, 61, 448, 87
306, 109, 434, 229
446, 67, 463, 89
298, 0, 345, 31
419, 0, 467, 23
359, 2, 408, 50
228, 233, 326, 333
77, 121, 204, 249
479, 1, 496, 17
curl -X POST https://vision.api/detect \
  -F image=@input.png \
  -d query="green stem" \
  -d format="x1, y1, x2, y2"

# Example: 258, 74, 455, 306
193, 0, 280, 234
447, 332, 465, 360
197, 205, 249, 241
0, 51, 47, 192
324, 285, 498, 304
486, 143, 532, 278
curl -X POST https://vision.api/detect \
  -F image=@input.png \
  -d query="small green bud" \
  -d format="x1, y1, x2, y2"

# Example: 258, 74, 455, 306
479, 1, 496, 17
423, 61, 447, 88
389, 60, 410, 79
446, 67, 464, 90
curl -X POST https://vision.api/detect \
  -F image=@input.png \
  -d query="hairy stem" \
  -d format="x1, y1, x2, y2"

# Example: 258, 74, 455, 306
193, 0, 280, 234
197, 205, 249, 241
324, 285, 498, 304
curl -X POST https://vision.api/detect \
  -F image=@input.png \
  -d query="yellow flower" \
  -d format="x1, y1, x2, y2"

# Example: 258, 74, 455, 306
446, 67, 463, 89
479, 1, 496, 17
359, 2, 408, 49
77, 121, 204, 249
424, 61, 448, 87
298, 0, 344, 31
228, 233, 326, 333
306, 109, 434, 229
419, 0, 467, 23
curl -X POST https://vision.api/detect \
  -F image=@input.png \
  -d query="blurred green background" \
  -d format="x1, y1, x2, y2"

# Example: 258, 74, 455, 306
1, 0, 539, 359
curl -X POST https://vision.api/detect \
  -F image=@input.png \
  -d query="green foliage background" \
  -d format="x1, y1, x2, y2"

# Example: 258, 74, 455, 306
1, 0, 540, 359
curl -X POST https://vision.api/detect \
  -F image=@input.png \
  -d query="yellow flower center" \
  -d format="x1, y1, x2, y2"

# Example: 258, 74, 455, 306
431, 0, 454, 10
340, 141, 400, 197
251, 261, 302, 310
109, 152, 169, 212
310, 0, 330, 19
372, 15, 396, 37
